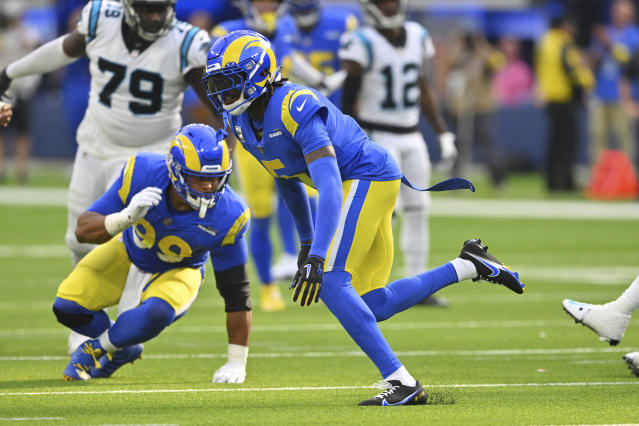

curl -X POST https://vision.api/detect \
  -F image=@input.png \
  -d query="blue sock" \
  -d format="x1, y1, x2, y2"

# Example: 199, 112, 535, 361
277, 198, 298, 256
52, 297, 111, 337
108, 297, 175, 348
361, 263, 458, 322
320, 271, 401, 378
250, 216, 273, 284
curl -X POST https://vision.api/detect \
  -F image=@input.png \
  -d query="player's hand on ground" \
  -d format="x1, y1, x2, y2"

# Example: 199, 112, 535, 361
124, 187, 163, 222
0, 102, 12, 127
291, 255, 324, 306
213, 360, 246, 383
437, 132, 458, 172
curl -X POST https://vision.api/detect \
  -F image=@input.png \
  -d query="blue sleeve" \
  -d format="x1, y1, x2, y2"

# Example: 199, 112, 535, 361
275, 178, 314, 242
307, 156, 342, 259
87, 171, 126, 215
296, 110, 332, 156
210, 236, 249, 271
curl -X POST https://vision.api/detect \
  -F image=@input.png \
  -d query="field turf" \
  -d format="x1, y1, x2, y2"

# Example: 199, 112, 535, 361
1, 180, 638, 425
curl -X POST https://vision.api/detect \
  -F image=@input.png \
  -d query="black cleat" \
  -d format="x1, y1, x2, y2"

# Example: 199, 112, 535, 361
459, 239, 525, 294
359, 380, 428, 406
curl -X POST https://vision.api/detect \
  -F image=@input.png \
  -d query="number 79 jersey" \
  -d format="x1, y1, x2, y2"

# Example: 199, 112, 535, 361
76, 0, 210, 156
338, 22, 435, 129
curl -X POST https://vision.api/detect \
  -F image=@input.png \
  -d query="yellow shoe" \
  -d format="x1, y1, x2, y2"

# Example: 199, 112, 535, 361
259, 284, 285, 312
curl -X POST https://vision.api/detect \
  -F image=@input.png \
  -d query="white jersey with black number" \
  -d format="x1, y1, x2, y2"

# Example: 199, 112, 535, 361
76, 0, 210, 157
338, 22, 434, 129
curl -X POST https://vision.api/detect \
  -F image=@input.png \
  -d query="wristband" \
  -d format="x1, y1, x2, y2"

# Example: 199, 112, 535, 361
227, 344, 248, 366
104, 210, 133, 236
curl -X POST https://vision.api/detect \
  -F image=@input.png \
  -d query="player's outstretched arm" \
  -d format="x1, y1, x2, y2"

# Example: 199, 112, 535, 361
76, 187, 163, 244
340, 60, 363, 119
419, 76, 457, 171
0, 31, 85, 97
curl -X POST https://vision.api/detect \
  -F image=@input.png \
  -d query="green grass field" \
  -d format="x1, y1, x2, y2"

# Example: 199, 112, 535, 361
1, 178, 639, 424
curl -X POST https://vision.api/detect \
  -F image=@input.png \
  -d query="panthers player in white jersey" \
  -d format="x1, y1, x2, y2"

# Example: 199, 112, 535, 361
0, 0, 220, 353
339, 0, 457, 305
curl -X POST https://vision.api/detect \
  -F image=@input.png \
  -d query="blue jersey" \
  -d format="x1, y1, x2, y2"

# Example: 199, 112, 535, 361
211, 16, 297, 74
226, 81, 401, 186
88, 153, 250, 274
292, 7, 359, 106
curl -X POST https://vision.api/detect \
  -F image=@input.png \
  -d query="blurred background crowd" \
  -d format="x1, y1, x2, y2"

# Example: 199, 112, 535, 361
1, 0, 639, 197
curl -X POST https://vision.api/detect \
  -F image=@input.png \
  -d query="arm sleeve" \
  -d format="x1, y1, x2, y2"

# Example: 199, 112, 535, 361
5, 36, 77, 79
274, 178, 314, 242
307, 156, 343, 259
295, 110, 333, 155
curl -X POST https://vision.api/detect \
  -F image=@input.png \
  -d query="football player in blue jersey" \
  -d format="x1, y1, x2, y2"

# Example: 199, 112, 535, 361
289, 0, 359, 107
52, 124, 252, 383
211, 0, 314, 312
203, 31, 525, 405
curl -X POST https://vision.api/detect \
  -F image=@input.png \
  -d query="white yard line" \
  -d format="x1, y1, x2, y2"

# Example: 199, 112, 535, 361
2, 381, 638, 397
1, 319, 637, 337
2, 188, 639, 220
1, 346, 636, 362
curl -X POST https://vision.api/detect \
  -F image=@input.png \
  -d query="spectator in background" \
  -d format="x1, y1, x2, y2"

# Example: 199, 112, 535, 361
589, 0, 639, 163
536, 16, 594, 192
493, 36, 534, 107
0, 4, 41, 184
443, 30, 506, 188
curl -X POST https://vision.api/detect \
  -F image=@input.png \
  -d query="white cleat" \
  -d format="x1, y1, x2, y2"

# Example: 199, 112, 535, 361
562, 299, 631, 345
271, 253, 299, 281
623, 352, 639, 377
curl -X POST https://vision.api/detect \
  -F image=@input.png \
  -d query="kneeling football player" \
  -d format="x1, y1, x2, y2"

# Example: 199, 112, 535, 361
53, 124, 252, 383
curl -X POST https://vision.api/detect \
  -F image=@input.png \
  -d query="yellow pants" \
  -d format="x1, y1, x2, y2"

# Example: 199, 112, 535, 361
56, 237, 203, 316
325, 179, 400, 295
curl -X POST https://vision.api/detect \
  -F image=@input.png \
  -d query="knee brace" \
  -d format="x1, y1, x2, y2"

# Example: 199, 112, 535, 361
52, 298, 93, 328
215, 264, 252, 312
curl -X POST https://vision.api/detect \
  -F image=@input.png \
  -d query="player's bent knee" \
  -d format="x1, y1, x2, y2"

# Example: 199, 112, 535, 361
215, 265, 252, 312
52, 298, 94, 328
361, 288, 394, 322
140, 298, 175, 330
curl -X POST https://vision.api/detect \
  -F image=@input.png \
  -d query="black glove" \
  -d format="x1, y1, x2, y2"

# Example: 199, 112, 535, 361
290, 243, 311, 290
290, 255, 324, 306
0, 68, 12, 97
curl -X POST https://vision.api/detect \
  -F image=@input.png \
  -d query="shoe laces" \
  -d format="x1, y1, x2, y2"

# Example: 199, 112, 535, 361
373, 380, 399, 398
81, 342, 103, 369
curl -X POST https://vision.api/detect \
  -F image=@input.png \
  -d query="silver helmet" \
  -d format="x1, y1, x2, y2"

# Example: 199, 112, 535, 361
122, 0, 177, 42
359, 0, 406, 30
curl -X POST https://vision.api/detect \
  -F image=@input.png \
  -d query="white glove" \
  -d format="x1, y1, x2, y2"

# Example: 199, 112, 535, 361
104, 186, 163, 235
438, 132, 458, 173
213, 360, 247, 383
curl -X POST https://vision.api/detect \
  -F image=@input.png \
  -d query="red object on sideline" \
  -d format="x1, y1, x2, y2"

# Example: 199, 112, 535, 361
586, 149, 639, 199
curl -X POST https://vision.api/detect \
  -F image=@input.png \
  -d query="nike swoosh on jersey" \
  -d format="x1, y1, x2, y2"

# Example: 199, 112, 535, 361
296, 99, 307, 112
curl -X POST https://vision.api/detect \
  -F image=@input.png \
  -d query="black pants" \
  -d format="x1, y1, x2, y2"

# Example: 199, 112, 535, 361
546, 102, 578, 191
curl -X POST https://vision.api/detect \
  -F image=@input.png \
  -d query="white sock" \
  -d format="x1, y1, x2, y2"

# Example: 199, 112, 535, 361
384, 365, 417, 387
98, 330, 118, 353
450, 258, 478, 282
607, 274, 639, 315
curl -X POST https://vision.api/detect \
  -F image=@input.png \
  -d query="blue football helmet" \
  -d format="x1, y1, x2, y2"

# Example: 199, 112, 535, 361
290, 0, 321, 29
166, 124, 232, 218
202, 30, 281, 116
